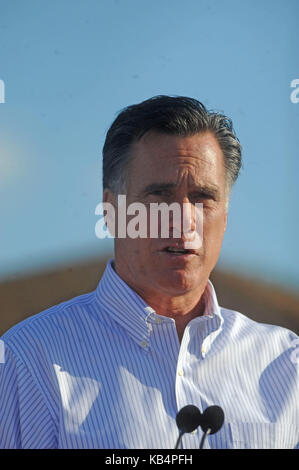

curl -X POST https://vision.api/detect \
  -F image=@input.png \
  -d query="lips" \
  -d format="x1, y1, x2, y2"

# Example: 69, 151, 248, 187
164, 247, 189, 254
161, 245, 197, 255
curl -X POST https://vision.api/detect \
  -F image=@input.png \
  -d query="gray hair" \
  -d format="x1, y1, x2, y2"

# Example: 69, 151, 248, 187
102, 95, 242, 196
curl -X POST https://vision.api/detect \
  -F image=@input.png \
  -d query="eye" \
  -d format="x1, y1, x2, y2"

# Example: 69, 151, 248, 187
150, 190, 163, 195
190, 192, 212, 201
148, 189, 171, 198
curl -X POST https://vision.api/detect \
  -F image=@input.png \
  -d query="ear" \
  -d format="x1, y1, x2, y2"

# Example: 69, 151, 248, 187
223, 211, 228, 233
103, 188, 116, 207
101, 188, 117, 235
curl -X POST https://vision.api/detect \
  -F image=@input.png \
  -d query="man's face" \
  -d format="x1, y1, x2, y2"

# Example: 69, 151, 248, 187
105, 130, 228, 298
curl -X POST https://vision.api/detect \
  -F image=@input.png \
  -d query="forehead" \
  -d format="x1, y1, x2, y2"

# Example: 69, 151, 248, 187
128, 130, 225, 187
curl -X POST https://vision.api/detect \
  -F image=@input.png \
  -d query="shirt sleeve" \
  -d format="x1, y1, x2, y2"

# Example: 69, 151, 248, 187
0, 341, 57, 449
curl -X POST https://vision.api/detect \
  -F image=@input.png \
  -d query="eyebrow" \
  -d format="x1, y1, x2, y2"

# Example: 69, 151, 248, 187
142, 182, 221, 200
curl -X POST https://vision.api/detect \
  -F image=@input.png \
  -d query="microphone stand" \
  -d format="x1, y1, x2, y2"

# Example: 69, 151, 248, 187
199, 428, 211, 449
174, 431, 184, 450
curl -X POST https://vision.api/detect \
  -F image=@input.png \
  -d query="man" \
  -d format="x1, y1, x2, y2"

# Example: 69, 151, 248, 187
0, 96, 298, 449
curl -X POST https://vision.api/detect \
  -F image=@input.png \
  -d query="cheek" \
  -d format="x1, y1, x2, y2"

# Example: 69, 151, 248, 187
122, 237, 154, 266
203, 211, 226, 247
116, 238, 150, 278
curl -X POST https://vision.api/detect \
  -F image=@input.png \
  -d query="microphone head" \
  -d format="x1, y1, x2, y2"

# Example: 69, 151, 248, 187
176, 405, 202, 434
200, 405, 224, 434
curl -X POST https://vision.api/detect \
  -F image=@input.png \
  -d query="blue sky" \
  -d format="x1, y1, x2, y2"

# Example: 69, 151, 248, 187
0, 0, 298, 291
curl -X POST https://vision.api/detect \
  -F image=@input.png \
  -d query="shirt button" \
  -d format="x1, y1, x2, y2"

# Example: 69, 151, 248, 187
141, 340, 148, 348
178, 369, 184, 376
155, 317, 162, 324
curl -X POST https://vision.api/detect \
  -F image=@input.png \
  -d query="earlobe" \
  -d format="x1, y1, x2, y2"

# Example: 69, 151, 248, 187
223, 212, 228, 233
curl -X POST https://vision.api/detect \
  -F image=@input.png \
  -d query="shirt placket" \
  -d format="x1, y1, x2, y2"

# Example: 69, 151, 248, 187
175, 316, 214, 448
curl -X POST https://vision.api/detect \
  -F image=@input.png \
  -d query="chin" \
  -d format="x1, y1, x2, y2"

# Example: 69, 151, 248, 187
157, 270, 201, 295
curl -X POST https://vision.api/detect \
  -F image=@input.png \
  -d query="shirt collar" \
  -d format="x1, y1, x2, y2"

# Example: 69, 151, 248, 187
95, 259, 223, 349
95, 259, 153, 349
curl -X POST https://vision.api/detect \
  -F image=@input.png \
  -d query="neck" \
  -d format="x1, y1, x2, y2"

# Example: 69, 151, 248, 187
140, 288, 206, 342
112, 260, 206, 342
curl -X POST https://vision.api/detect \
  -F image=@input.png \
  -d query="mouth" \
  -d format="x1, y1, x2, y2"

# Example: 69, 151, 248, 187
161, 246, 197, 256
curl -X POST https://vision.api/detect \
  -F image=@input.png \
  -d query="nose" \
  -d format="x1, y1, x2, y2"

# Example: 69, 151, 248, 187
182, 200, 197, 234
170, 196, 195, 234
170, 200, 203, 249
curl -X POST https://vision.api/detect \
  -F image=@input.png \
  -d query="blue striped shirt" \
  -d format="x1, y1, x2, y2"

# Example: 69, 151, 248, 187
0, 259, 298, 449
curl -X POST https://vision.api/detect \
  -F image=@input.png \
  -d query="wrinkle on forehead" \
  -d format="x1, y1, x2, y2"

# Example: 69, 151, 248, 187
172, 165, 213, 186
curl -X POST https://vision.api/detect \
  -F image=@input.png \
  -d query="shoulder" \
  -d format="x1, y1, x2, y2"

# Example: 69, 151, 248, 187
1, 289, 96, 349
220, 306, 298, 353
221, 306, 298, 337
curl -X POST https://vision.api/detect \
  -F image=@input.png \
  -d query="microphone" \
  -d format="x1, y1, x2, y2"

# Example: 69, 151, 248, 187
174, 405, 202, 449
198, 405, 224, 449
